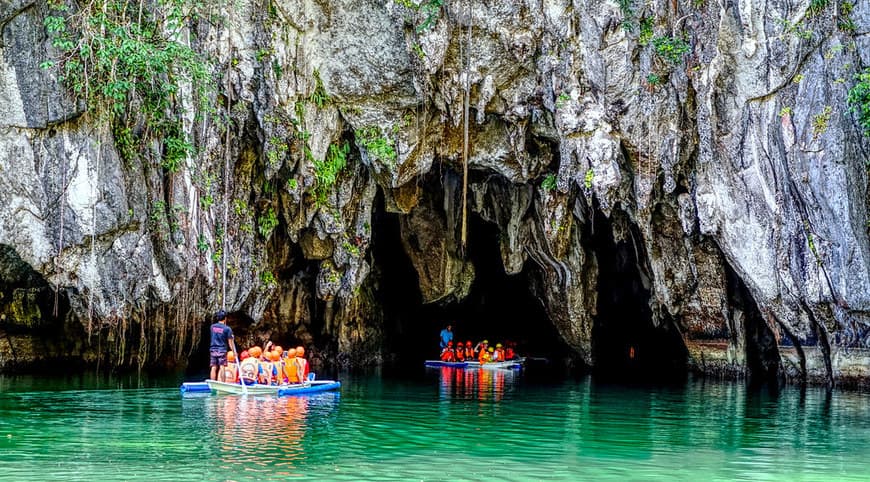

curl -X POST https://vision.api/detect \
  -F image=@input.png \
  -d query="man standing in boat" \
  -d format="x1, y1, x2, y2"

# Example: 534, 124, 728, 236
439, 324, 453, 349
210, 310, 238, 382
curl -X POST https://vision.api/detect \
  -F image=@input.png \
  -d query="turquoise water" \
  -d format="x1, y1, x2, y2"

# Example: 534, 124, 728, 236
1, 367, 869, 481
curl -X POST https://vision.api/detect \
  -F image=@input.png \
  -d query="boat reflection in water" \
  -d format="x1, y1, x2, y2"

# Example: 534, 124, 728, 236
194, 391, 340, 477
438, 366, 518, 402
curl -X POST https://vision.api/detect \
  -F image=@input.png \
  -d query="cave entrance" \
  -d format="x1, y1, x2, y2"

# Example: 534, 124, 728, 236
371, 190, 568, 364
590, 210, 688, 381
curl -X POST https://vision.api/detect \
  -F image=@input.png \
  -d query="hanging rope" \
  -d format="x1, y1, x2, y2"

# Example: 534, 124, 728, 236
459, 0, 472, 256
220, 5, 233, 311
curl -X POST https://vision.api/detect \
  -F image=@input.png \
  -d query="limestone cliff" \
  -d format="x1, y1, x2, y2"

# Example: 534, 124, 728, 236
0, 0, 867, 385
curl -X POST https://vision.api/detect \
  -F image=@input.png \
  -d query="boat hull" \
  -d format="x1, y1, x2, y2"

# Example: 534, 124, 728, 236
424, 358, 525, 369
179, 380, 341, 395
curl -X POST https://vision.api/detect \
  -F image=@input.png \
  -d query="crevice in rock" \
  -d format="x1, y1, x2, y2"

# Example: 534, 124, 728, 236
590, 209, 688, 380
724, 264, 781, 385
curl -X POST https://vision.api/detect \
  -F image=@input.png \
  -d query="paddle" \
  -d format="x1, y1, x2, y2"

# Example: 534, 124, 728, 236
230, 344, 247, 396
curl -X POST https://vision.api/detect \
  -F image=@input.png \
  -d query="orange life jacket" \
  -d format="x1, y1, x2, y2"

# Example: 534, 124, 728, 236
478, 352, 490, 363
297, 357, 310, 381
285, 357, 299, 383
465, 347, 475, 359
222, 363, 238, 383
454, 350, 465, 361
239, 358, 259, 383
494, 348, 505, 362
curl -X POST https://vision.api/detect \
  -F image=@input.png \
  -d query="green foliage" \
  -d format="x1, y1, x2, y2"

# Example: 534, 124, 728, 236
652, 36, 691, 64
541, 173, 557, 191
257, 207, 279, 239
646, 73, 662, 86
812, 105, 833, 139
793, 74, 805, 84
287, 178, 298, 190
356, 127, 397, 164
266, 136, 289, 167
43, 0, 215, 174
808, 0, 828, 15
617, 0, 636, 31
638, 17, 654, 46
556, 92, 571, 108
200, 194, 214, 210
779, 19, 814, 40
314, 141, 350, 204
197, 235, 209, 253
260, 270, 277, 288
779, 106, 792, 117
309, 69, 330, 108
584, 169, 594, 190
415, 0, 444, 33
847, 68, 870, 137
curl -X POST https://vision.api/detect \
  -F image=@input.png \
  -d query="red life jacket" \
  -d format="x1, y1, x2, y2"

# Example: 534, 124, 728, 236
505, 348, 515, 360
455, 350, 465, 361
440, 348, 454, 361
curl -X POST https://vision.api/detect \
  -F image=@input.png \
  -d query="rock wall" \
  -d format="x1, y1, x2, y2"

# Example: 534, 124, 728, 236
0, 0, 867, 385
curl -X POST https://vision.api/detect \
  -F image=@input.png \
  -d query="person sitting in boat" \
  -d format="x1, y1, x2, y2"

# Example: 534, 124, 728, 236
440, 341, 456, 362
239, 349, 260, 385
284, 348, 300, 383
464, 341, 475, 360
264, 351, 281, 385
474, 339, 489, 356
505, 342, 516, 361
494, 343, 505, 362
222, 351, 239, 383
454, 342, 466, 362
295, 346, 310, 384
478, 346, 492, 364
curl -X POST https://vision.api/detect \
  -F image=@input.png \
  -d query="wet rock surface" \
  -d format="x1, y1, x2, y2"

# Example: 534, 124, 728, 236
0, 0, 867, 385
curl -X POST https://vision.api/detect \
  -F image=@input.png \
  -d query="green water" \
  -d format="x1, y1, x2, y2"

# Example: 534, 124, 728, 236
1, 368, 869, 481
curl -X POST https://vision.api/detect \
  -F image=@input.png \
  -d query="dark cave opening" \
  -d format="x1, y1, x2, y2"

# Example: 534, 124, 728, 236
371, 189, 569, 364
589, 211, 688, 381
725, 264, 780, 385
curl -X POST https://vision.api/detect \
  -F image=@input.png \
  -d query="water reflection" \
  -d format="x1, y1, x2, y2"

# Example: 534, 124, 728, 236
437, 366, 517, 402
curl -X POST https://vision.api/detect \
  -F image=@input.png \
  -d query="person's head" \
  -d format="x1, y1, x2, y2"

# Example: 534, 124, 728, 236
296, 346, 305, 356
270, 351, 281, 362
446, 324, 452, 331
240, 350, 249, 360
488, 347, 494, 353
249, 346, 262, 359
214, 310, 227, 323
447, 341, 453, 347
482, 339, 488, 345
496, 343, 502, 348
466, 341, 472, 347
274, 346, 284, 356
227, 351, 236, 363
287, 348, 297, 358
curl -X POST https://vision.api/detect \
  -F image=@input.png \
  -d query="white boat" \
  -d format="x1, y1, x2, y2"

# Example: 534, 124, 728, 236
201, 379, 341, 395
466, 358, 525, 369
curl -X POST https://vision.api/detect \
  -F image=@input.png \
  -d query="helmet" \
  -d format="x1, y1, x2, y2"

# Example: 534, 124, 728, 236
270, 351, 281, 361
448, 341, 453, 346
466, 341, 472, 346
296, 346, 305, 356
496, 343, 502, 348
274, 345, 284, 355
287, 348, 297, 357
240, 350, 250, 360
482, 340, 488, 344
488, 347, 494, 352
227, 352, 236, 362
249, 346, 262, 358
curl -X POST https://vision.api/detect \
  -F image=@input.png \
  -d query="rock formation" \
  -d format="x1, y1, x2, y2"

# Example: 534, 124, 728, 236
0, 0, 867, 385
